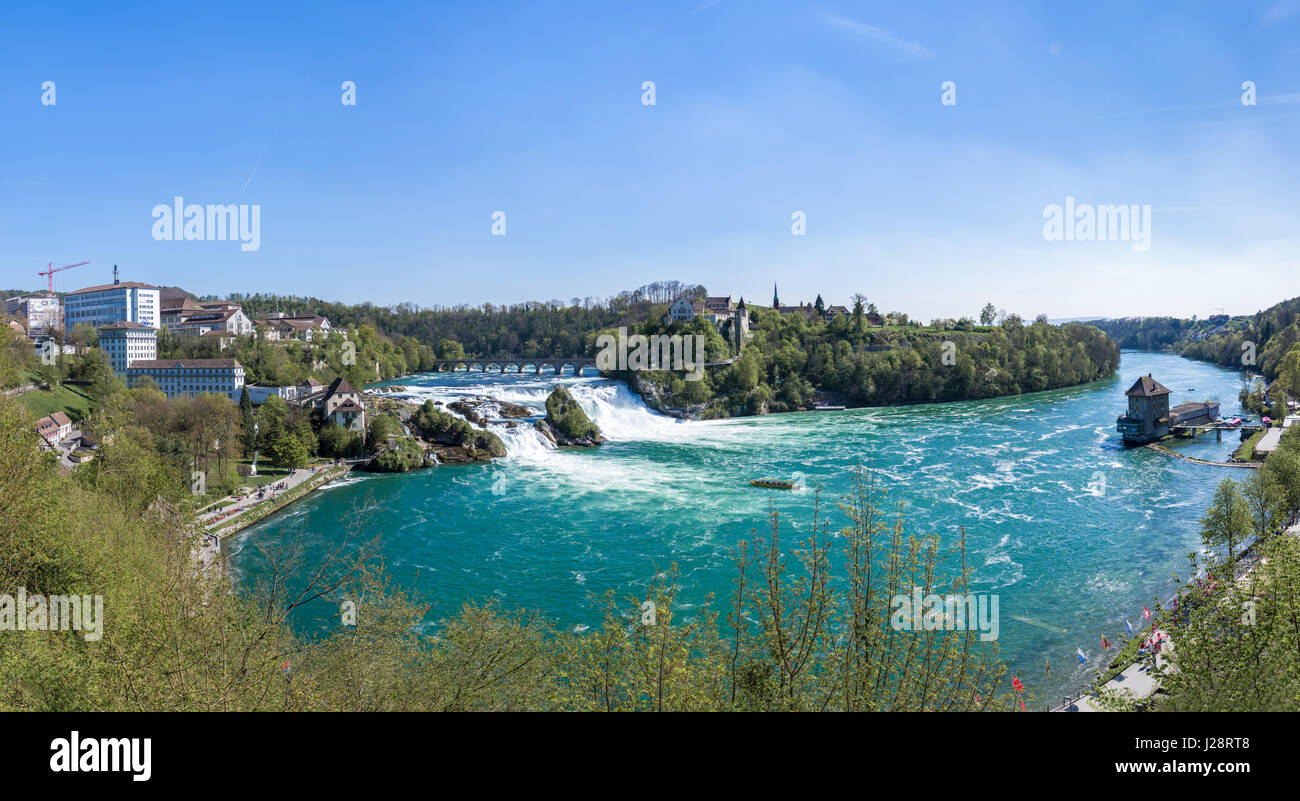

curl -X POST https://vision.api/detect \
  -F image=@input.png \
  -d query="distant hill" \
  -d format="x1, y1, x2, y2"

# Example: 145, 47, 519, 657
1048, 316, 1109, 325
1087, 297, 1300, 380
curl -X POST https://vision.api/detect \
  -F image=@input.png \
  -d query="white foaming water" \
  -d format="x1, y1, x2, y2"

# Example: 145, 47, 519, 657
381, 375, 753, 508
567, 382, 695, 442
385, 375, 736, 453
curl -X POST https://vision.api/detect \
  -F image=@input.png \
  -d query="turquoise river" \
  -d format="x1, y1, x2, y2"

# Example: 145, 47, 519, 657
229, 350, 1258, 707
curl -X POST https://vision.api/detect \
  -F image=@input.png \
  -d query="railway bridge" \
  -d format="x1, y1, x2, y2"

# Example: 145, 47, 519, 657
427, 357, 599, 376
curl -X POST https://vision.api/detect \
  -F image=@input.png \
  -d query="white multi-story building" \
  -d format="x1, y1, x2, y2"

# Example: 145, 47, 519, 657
6, 295, 61, 336
125, 358, 246, 401
253, 313, 335, 341
65, 280, 160, 329
97, 322, 158, 375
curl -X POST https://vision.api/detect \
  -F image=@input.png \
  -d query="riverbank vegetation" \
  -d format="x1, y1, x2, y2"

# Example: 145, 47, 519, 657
0, 409, 1022, 711
409, 400, 507, 460
1088, 296, 1300, 394
612, 310, 1120, 418
1111, 424, 1300, 711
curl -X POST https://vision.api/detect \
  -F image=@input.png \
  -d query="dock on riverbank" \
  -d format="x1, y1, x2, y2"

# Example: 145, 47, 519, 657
1144, 443, 1260, 468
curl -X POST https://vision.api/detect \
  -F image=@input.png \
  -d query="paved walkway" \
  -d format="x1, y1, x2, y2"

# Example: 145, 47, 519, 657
198, 464, 338, 530
1056, 518, 1300, 712
1057, 632, 1172, 711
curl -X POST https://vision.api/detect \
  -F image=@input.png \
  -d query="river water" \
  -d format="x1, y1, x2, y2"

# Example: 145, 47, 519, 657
228, 350, 1256, 706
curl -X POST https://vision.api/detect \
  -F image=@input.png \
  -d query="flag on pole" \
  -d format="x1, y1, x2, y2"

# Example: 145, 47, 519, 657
1076, 647, 1087, 663
1102, 634, 1112, 648
1142, 606, 1151, 620
1124, 618, 1133, 635
1012, 676, 1024, 693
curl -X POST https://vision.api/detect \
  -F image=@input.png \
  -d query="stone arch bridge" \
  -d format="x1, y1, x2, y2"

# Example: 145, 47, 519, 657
428, 357, 599, 376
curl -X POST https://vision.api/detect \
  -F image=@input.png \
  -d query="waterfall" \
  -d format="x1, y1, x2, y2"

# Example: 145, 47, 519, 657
380, 373, 696, 460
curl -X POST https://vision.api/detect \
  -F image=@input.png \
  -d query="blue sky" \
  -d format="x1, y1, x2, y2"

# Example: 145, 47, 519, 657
1, 1, 1297, 320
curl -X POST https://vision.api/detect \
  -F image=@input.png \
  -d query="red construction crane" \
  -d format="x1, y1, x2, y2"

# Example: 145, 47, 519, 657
37, 260, 90, 297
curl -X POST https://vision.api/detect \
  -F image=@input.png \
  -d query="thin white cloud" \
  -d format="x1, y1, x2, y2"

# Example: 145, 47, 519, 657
688, 0, 723, 15
1263, 0, 1300, 25
1261, 92, 1300, 105
821, 12, 937, 61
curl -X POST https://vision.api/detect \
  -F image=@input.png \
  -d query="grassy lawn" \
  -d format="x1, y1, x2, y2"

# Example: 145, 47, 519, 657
18, 375, 93, 423
234, 458, 293, 481
197, 456, 337, 501
1233, 428, 1267, 462
1097, 632, 1147, 687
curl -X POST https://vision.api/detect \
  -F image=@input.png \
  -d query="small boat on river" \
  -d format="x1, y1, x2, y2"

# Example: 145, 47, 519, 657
750, 478, 797, 490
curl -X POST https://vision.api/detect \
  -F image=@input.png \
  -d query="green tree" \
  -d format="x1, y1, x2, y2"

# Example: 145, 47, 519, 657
258, 395, 288, 452
1241, 469, 1285, 539
1272, 387, 1289, 422
1278, 344, 1300, 398
271, 432, 308, 469
238, 386, 257, 456
1199, 478, 1250, 563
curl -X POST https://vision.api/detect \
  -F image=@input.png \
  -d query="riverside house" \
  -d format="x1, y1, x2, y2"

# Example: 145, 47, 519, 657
1117, 374, 1172, 444
300, 376, 366, 431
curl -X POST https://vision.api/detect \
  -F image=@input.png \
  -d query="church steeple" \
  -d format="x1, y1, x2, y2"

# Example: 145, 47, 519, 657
772, 283, 780, 308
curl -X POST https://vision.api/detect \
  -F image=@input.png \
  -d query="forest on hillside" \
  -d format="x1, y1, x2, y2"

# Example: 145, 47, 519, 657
218, 280, 707, 360
616, 308, 1121, 417
1087, 296, 1300, 382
